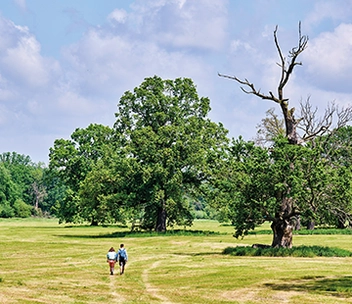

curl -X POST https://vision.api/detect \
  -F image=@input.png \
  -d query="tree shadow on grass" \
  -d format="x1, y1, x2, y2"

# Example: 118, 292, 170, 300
264, 276, 352, 298
172, 251, 224, 257
56, 229, 223, 239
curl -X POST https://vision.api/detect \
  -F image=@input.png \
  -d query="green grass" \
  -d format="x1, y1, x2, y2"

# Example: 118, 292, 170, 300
1, 218, 352, 303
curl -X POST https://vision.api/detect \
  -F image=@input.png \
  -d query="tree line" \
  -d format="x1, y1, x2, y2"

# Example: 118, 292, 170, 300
3, 77, 352, 234
2, 24, 352, 249
0, 152, 64, 218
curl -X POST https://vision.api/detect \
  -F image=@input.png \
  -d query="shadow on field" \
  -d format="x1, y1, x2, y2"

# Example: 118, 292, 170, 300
172, 251, 223, 256
56, 229, 222, 239
264, 276, 352, 297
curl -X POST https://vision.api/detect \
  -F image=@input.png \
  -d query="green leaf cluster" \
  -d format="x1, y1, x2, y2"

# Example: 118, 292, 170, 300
212, 130, 352, 238
223, 245, 352, 257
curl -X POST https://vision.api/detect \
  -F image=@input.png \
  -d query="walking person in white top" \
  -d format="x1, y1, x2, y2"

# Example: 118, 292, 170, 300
106, 247, 118, 275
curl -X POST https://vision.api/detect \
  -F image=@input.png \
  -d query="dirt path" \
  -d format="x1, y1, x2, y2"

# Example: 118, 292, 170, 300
109, 274, 126, 303
142, 260, 176, 304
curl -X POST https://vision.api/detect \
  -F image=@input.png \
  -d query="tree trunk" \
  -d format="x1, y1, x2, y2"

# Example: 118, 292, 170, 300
294, 215, 301, 230
271, 197, 296, 248
306, 220, 315, 230
281, 104, 298, 145
271, 218, 294, 248
90, 217, 98, 226
337, 218, 346, 229
155, 201, 167, 232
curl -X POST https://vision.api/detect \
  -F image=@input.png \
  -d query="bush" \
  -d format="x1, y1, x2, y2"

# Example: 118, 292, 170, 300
13, 199, 32, 218
0, 203, 15, 218
223, 245, 352, 257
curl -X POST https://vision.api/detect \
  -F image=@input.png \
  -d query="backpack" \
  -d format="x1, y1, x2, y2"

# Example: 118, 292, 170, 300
119, 249, 126, 260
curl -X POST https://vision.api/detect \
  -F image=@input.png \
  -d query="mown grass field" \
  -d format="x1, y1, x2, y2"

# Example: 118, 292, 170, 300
1, 218, 352, 303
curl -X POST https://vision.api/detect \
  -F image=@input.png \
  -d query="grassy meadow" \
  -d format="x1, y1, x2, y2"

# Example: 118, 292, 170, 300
1, 218, 352, 303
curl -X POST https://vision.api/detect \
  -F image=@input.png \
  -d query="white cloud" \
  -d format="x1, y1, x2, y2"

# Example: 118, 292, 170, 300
0, 17, 56, 89
303, 23, 352, 93
2, 35, 49, 87
62, 25, 214, 101
129, 0, 228, 51
305, 0, 352, 29
3, 0, 352, 164
108, 9, 127, 24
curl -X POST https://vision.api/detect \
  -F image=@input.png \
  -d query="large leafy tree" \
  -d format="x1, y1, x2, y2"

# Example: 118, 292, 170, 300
217, 136, 350, 246
49, 123, 114, 224
113, 76, 229, 231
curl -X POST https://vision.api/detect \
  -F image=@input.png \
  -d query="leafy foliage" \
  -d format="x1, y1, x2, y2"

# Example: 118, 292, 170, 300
112, 76, 229, 231
223, 245, 352, 257
212, 134, 352, 239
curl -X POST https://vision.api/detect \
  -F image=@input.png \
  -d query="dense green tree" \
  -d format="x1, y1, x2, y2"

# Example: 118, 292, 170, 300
41, 168, 67, 217
78, 154, 135, 225
0, 152, 36, 206
113, 76, 229, 231
49, 124, 114, 224
215, 136, 350, 245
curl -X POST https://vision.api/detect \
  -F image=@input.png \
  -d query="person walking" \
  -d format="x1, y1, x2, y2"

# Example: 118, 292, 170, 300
118, 244, 128, 275
106, 247, 118, 275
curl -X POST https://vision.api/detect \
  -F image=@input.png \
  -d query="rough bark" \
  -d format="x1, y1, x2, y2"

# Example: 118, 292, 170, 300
155, 201, 167, 232
271, 219, 294, 248
270, 196, 298, 248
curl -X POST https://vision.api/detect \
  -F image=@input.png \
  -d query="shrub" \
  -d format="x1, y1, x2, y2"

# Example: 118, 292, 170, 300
223, 245, 352, 257
0, 203, 14, 218
13, 199, 32, 218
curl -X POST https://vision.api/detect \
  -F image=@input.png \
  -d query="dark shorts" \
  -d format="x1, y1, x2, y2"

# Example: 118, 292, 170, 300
119, 257, 126, 266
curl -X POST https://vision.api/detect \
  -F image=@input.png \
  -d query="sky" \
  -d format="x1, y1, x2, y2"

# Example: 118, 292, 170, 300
1, 0, 352, 164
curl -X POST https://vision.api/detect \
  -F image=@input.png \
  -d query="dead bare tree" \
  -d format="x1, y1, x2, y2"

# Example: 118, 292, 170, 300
220, 22, 308, 146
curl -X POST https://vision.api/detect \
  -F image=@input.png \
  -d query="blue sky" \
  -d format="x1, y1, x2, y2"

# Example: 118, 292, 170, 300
1, 0, 352, 163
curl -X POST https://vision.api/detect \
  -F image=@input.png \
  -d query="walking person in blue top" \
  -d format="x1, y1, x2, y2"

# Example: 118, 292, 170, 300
106, 247, 118, 275
118, 244, 128, 275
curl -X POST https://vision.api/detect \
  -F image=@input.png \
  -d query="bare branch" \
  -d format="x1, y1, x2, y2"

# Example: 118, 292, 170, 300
218, 72, 281, 103
336, 105, 352, 128
299, 98, 352, 143
276, 22, 308, 100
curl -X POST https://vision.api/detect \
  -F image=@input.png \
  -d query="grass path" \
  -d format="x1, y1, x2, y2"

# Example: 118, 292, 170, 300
142, 260, 175, 304
109, 275, 126, 303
